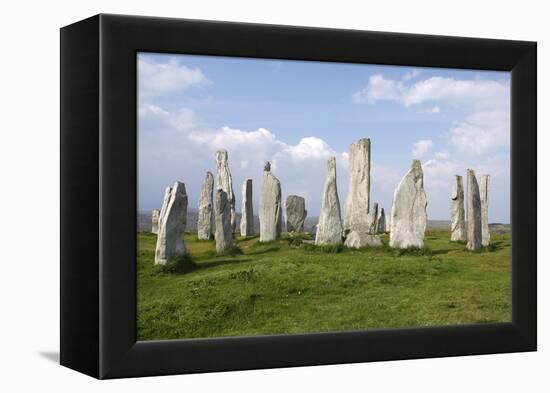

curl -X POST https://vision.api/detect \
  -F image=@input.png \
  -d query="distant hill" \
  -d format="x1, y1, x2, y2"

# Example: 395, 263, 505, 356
138, 211, 510, 234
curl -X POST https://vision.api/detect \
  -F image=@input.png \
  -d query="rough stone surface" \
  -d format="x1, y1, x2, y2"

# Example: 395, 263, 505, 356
215, 189, 234, 253
285, 195, 307, 232
259, 161, 282, 242
480, 174, 490, 246
315, 157, 343, 245
151, 209, 160, 234
389, 160, 427, 249
344, 231, 383, 248
344, 138, 371, 234
368, 202, 379, 234
215, 149, 236, 232
197, 171, 214, 240
450, 175, 466, 242
240, 179, 254, 237
377, 208, 386, 233
466, 169, 482, 251
158, 186, 172, 231
155, 182, 188, 265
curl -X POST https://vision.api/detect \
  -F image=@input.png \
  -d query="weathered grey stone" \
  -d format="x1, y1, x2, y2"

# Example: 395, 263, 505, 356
377, 208, 386, 233
197, 171, 214, 240
480, 174, 490, 246
368, 202, 379, 234
151, 209, 160, 234
259, 161, 282, 242
344, 138, 371, 234
466, 169, 482, 251
315, 157, 343, 245
158, 186, 172, 231
240, 179, 254, 237
215, 189, 234, 253
389, 160, 427, 249
450, 175, 466, 242
285, 195, 307, 232
344, 231, 383, 248
215, 149, 236, 232
155, 182, 188, 265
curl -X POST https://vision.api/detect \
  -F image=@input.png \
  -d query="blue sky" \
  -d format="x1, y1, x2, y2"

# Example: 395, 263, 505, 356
138, 52, 510, 223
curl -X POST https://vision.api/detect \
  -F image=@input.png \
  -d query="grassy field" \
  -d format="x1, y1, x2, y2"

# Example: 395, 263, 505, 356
137, 230, 510, 341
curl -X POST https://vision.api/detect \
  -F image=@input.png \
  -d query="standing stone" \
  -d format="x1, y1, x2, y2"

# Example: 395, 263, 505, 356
344, 138, 371, 234
389, 160, 427, 249
240, 179, 254, 237
286, 195, 307, 232
215, 149, 236, 232
466, 169, 482, 251
368, 202, 379, 234
151, 209, 160, 234
316, 157, 343, 245
259, 162, 282, 242
480, 175, 490, 246
157, 186, 172, 231
344, 231, 383, 248
450, 175, 466, 242
377, 208, 386, 233
197, 172, 214, 240
215, 189, 234, 253
155, 182, 188, 265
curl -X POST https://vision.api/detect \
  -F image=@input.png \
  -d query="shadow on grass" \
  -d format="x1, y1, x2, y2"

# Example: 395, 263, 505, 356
247, 246, 281, 255
487, 241, 507, 252
431, 248, 455, 255
195, 258, 249, 270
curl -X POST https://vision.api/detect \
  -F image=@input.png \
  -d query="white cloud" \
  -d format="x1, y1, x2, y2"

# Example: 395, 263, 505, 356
138, 55, 210, 98
353, 74, 403, 104
354, 74, 509, 110
402, 69, 421, 81
420, 105, 441, 114
189, 126, 282, 154
138, 104, 350, 216
449, 110, 510, 155
412, 139, 433, 159
354, 73, 510, 157
282, 137, 336, 161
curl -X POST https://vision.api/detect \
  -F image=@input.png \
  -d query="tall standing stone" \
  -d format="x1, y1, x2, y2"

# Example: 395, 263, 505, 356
466, 169, 482, 251
316, 157, 343, 245
377, 208, 386, 233
344, 138, 371, 234
450, 175, 466, 242
215, 189, 234, 253
197, 171, 214, 240
158, 186, 172, 231
480, 174, 490, 246
368, 202, 379, 234
151, 209, 160, 234
259, 161, 282, 242
286, 195, 307, 232
389, 160, 427, 249
155, 182, 188, 265
240, 179, 254, 237
215, 149, 236, 232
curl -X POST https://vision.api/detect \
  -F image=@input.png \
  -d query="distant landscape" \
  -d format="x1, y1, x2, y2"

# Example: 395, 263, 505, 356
137, 211, 510, 234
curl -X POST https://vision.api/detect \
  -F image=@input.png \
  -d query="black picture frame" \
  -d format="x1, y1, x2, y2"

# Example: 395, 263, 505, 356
60, 14, 537, 379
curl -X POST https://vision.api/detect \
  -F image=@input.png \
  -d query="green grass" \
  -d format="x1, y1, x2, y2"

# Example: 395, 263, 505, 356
137, 230, 511, 341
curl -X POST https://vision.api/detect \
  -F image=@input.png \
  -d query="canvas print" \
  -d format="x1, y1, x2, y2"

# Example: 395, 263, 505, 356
137, 53, 511, 341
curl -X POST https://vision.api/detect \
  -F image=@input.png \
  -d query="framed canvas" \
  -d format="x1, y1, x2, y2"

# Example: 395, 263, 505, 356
60, 14, 536, 379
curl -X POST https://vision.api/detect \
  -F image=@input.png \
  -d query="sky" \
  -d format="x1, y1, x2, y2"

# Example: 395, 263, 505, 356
137, 52, 511, 223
